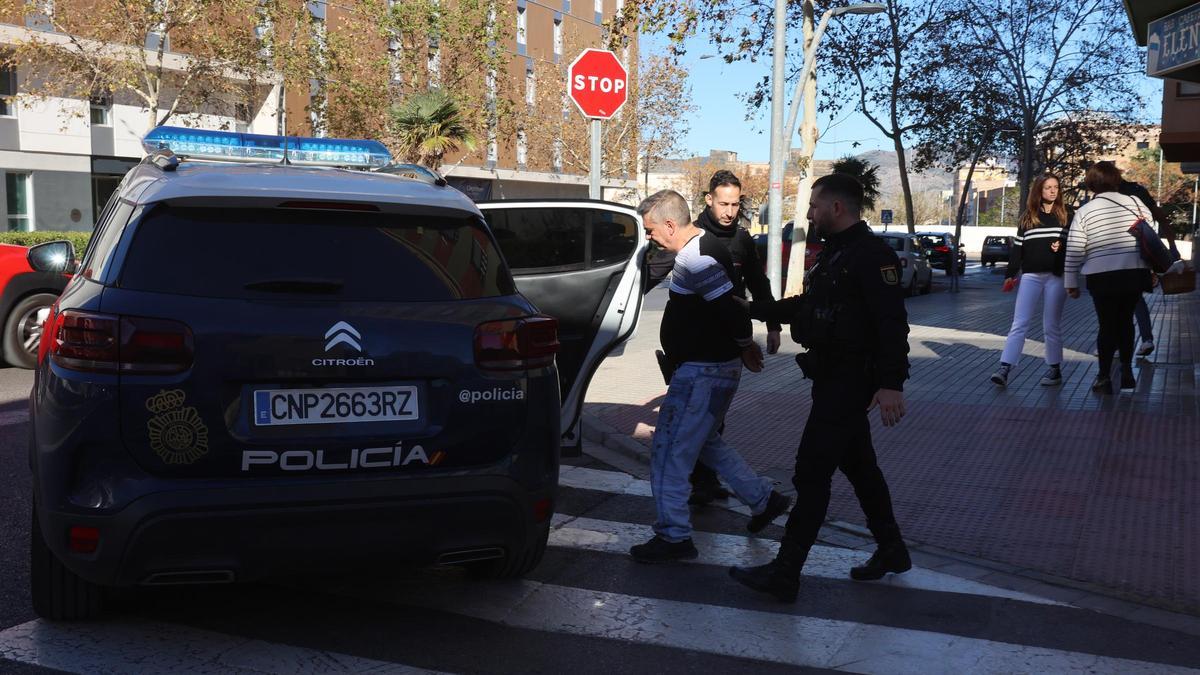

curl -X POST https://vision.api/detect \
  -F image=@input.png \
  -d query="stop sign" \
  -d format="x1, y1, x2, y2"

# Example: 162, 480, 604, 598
567, 49, 628, 119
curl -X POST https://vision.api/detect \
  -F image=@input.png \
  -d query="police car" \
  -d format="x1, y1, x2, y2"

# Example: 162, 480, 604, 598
26, 127, 645, 619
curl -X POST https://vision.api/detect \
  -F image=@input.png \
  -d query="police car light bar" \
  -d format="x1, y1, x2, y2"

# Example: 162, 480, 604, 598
142, 126, 392, 169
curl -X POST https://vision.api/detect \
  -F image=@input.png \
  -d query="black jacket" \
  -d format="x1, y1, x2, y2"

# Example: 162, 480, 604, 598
749, 221, 910, 391
645, 207, 782, 332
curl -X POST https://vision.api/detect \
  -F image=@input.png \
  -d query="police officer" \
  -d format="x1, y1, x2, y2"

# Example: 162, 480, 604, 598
729, 173, 911, 602
645, 170, 782, 505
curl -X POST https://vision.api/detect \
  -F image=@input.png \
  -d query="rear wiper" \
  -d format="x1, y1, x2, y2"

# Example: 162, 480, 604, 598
243, 278, 344, 294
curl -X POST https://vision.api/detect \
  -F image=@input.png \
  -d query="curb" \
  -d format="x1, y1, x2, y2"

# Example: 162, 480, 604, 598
579, 410, 1200, 634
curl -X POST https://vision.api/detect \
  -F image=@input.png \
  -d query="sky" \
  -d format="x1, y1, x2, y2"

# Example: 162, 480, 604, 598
652, 31, 1163, 165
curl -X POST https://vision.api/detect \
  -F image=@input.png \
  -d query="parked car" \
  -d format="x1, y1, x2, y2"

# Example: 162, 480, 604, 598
0, 244, 71, 369
876, 232, 933, 296
981, 236, 1013, 267
915, 232, 966, 275
26, 126, 646, 620
752, 222, 823, 286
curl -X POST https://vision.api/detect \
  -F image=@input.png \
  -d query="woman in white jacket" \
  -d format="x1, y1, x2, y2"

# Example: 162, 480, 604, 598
1064, 162, 1152, 394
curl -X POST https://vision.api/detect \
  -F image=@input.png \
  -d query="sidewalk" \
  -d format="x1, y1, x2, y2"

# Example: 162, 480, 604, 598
583, 267, 1200, 615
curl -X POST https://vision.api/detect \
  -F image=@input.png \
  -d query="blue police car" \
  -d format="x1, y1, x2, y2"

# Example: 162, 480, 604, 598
26, 127, 645, 619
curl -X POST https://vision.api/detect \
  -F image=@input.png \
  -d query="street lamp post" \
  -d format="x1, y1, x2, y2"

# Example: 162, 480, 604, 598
765, 2, 885, 297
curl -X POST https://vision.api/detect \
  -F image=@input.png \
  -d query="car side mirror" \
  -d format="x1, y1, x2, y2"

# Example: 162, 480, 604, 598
28, 240, 77, 274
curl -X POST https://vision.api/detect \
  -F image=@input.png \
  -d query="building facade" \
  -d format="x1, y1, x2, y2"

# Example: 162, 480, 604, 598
0, 0, 637, 232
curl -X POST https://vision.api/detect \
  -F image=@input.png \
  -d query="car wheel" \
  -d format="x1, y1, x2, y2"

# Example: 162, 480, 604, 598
30, 502, 104, 620
467, 523, 550, 580
3, 293, 56, 370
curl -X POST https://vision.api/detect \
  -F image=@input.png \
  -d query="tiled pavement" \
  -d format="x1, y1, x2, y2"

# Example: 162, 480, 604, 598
583, 266, 1200, 615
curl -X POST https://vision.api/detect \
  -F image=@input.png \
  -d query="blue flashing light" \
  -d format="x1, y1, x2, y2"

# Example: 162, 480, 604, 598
142, 126, 392, 168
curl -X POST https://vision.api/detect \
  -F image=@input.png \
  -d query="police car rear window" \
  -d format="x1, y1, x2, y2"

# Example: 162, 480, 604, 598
118, 205, 516, 301
879, 236, 904, 252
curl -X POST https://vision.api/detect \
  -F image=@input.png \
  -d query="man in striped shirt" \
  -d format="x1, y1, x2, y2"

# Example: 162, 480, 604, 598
629, 190, 791, 564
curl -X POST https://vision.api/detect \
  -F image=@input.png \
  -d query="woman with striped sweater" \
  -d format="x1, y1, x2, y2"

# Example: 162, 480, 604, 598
1064, 162, 1153, 394
990, 174, 1071, 387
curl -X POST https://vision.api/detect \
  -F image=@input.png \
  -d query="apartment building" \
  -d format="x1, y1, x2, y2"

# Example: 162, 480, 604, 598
1, 0, 636, 232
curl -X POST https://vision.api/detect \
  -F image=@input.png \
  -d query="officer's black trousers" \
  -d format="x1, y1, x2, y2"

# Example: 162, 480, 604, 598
782, 372, 899, 551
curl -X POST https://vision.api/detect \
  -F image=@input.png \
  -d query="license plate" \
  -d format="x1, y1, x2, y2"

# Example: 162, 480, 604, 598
253, 386, 419, 426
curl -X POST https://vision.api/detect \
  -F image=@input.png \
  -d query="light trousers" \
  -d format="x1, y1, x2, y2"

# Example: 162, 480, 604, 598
1001, 272, 1066, 367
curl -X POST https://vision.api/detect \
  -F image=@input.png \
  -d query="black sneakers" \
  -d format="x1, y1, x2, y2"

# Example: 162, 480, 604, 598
729, 561, 801, 602
629, 536, 698, 563
850, 542, 912, 581
1091, 375, 1112, 394
990, 363, 1012, 387
688, 482, 731, 506
747, 491, 792, 534
1039, 365, 1062, 386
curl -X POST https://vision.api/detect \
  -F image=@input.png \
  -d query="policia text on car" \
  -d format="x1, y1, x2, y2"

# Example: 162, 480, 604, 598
729, 173, 912, 602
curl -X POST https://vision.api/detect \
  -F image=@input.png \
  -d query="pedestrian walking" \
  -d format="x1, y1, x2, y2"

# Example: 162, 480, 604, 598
644, 171, 783, 507
990, 174, 1072, 388
1118, 177, 1173, 358
631, 189, 791, 564
729, 173, 911, 601
1064, 162, 1153, 394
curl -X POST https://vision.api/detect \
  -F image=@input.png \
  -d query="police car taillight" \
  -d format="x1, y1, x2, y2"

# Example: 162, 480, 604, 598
474, 316, 559, 371
142, 125, 392, 168
48, 310, 193, 375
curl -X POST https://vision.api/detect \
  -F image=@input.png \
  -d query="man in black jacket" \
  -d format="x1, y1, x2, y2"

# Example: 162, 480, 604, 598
729, 173, 912, 602
644, 170, 782, 505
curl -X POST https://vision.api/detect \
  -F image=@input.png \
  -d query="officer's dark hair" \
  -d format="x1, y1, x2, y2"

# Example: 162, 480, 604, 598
708, 170, 742, 193
1084, 161, 1122, 194
812, 173, 864, 215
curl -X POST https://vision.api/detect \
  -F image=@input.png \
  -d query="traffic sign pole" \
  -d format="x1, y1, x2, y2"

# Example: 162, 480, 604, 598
566, 49, 628, 203
590, 119, 601, 200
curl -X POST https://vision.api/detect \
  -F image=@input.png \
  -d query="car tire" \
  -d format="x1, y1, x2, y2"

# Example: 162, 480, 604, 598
3, 292, 57, 370
30, 502, 104, 621
467, 523, 550, 580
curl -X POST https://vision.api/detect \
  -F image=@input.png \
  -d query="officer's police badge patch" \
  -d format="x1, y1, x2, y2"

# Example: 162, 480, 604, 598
880, 266, 899, 285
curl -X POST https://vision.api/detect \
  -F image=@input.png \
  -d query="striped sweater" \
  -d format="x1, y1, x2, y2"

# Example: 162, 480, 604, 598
1063, 193, 1150, 289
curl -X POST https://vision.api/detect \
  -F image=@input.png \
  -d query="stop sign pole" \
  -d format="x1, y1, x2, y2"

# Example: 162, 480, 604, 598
567, 49, 628, 200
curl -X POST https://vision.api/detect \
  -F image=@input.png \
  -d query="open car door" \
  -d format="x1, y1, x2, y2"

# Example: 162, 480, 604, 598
477, 200, 645, 454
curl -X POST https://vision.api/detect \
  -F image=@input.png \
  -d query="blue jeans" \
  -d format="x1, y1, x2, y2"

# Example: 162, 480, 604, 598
1134, 294, 1152, 342
650, 359, 773, 542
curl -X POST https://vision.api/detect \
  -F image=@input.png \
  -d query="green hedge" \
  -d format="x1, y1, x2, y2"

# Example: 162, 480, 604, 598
0, 231, 92, 257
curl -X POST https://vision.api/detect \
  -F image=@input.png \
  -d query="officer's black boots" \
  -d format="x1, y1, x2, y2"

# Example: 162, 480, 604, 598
688, 463, 730, 506
850, 523, 912, 581
729, 538, 808, 602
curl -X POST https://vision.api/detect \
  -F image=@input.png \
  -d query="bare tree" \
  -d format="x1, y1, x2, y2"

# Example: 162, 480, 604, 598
962, 0, 1146, 207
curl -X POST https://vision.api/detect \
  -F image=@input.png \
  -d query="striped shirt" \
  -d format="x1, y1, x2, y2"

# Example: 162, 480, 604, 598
1063, 193, 1149, 289
660, 231, 753, 365
1006, 209, 1070, 277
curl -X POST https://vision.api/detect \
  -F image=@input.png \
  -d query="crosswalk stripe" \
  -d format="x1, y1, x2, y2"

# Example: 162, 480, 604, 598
549, 514, 1064, 606
369, 579, 1194, 675
559, 466, 1063, 605
0, 618, 443, 675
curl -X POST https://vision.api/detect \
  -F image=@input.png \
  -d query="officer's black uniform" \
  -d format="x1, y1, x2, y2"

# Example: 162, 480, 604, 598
730, 220, 911, 601
644, 207, 781, 503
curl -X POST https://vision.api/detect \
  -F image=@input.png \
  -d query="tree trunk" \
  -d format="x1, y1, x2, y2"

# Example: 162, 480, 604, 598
1018, 122, 1036, 211
894, 134, 915, 233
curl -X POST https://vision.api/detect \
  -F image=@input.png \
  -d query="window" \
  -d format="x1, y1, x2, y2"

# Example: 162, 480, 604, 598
146, 0, 170, 51
120, 206, 514, 301
89, 93, 111, 125
525, 63, 535, 106
1136, 141, 1150, 150
594, 0, 602, 23
5, 173, 32, 232
482, 208, 638, 272
0, 66, 15, 116
25, 0, 53, 31
1177, 81, 1200, 98
590, 210, 637, 266
79, 200, 135, 282
517, 7, 527, 51
563, 0, 571, 13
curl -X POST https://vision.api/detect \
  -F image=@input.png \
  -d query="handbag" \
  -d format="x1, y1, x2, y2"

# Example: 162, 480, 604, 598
1098, 196, 1172, 273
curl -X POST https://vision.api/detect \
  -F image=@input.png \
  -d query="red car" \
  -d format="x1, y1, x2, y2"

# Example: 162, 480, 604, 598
754, 222, 823, 286
0, 243, 70, 369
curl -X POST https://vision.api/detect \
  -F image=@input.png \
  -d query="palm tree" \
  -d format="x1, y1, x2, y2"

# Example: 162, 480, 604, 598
831, 156, 882, 212
390, 90, 477, 171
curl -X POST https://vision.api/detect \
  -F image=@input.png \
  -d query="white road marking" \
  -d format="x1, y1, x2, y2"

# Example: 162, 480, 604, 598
549, 513, 1064, 606
368, 579, 1195, 675
0, 618, 445, 675
0, 409, 28, 427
